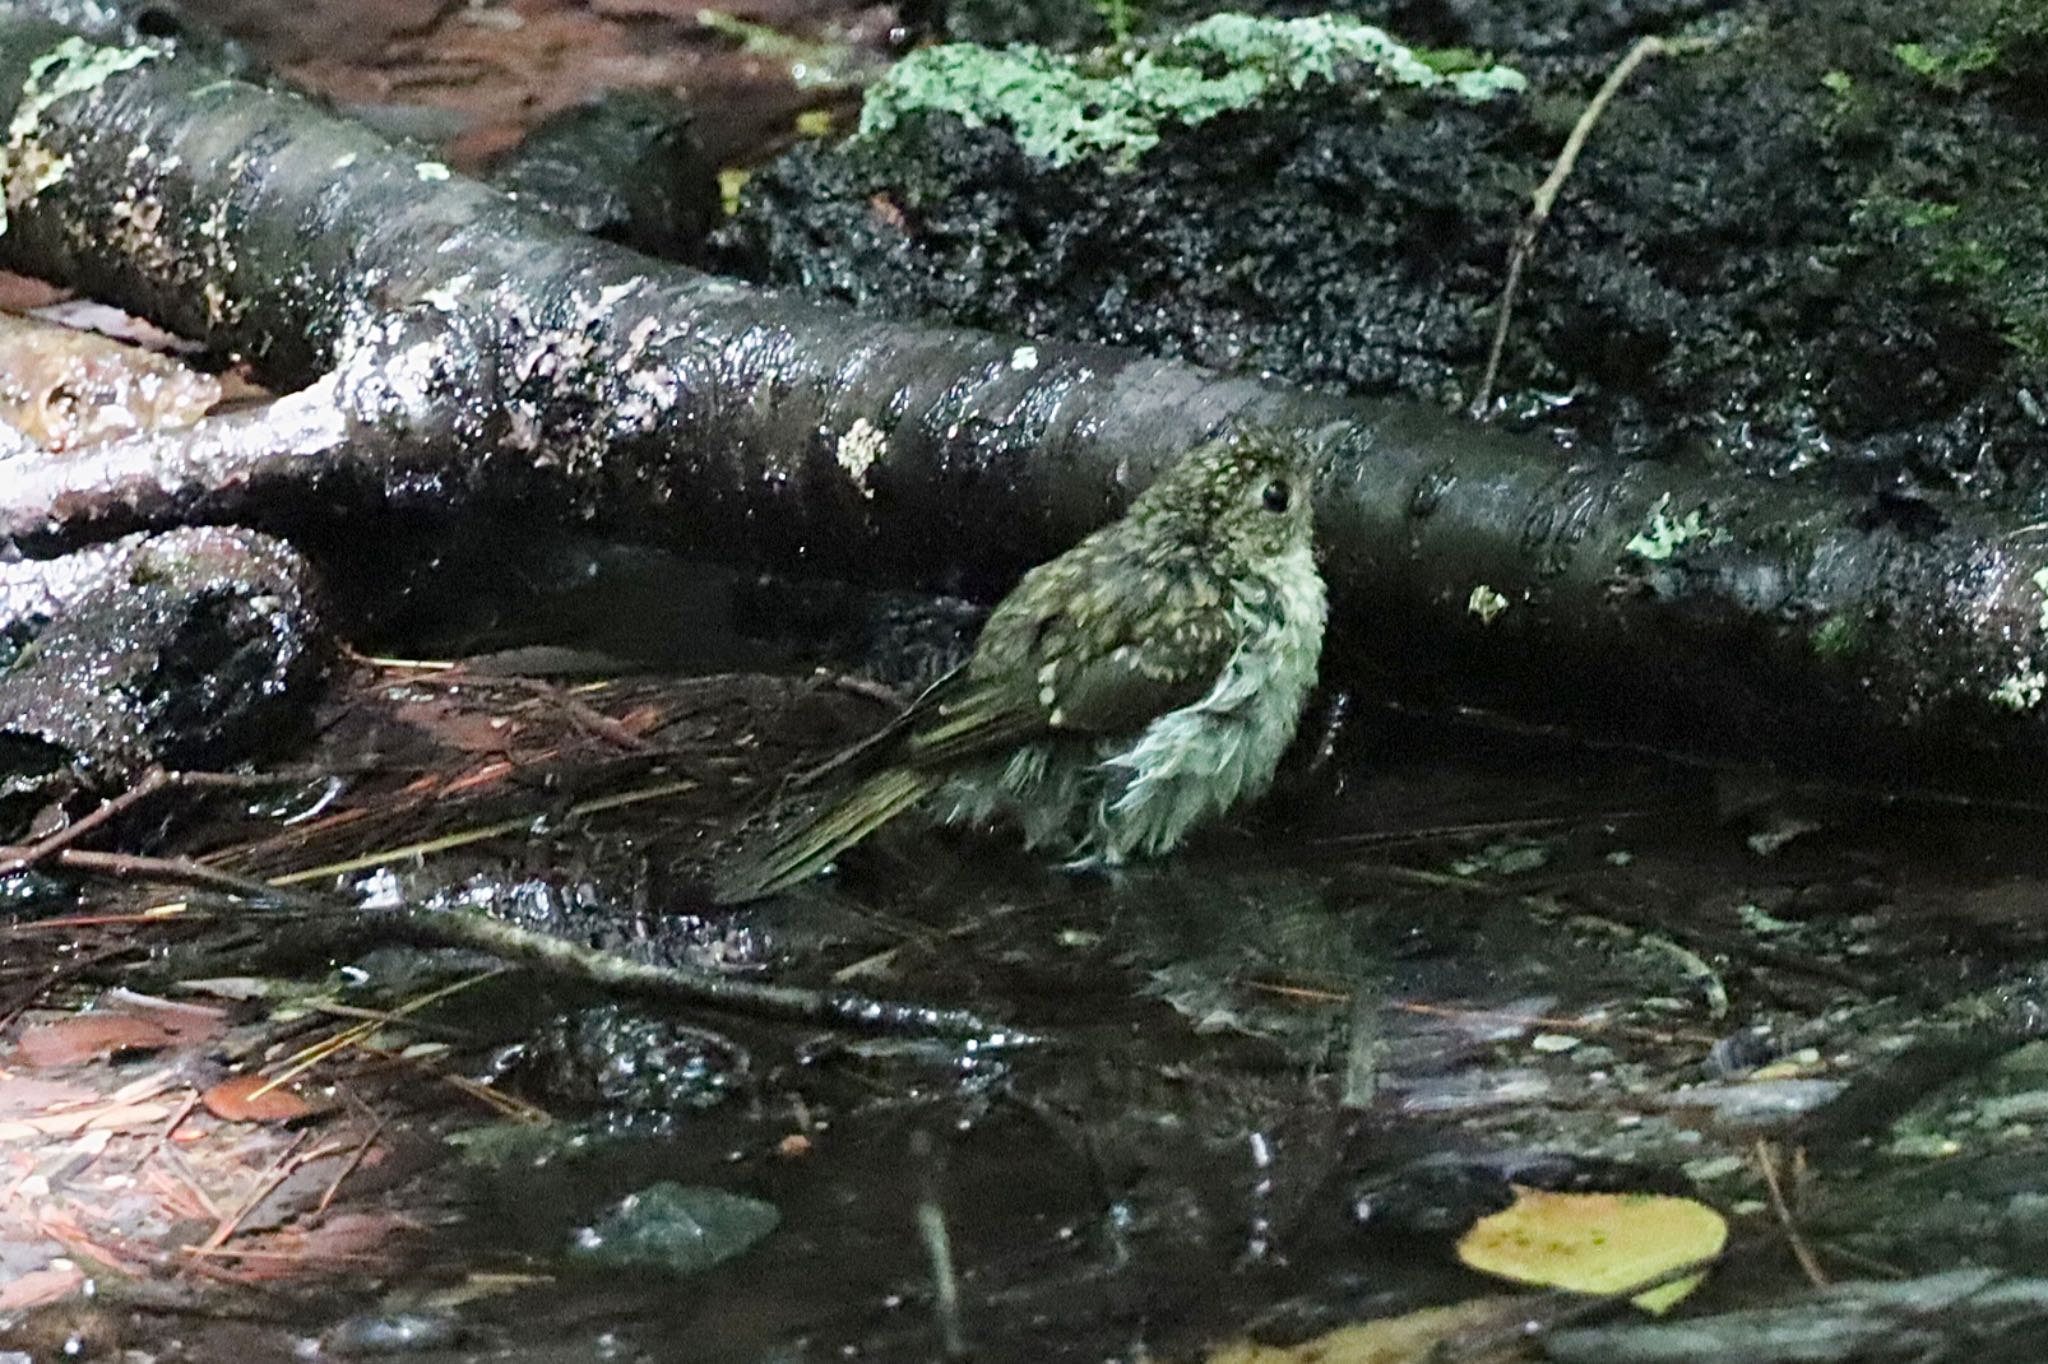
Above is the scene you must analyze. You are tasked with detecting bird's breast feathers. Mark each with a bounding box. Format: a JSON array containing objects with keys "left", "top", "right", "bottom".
[{"left": 1094, "top": 543, "right": 1328, "bottom": 858}]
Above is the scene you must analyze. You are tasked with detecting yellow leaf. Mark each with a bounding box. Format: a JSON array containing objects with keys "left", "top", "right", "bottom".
[
  {"left": 719, "top": 168, "right": 751, "bottom": 217},
  {"left": 1456, "top": 1186, "right": 1727, "bottom": 1315},
  {"left": 1206, "top": 1298, "right": 1530, "bottom": 1364}
]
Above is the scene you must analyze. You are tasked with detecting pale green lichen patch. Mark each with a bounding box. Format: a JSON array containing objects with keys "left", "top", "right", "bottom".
[
  {"left": 1625, "top": 493, "right": 1719, "bottom": 561},
  {"left": 1893, "top": 37, "right": 2001, "bottom": 90},
  {"left": 0, "top": 37, "right": 159, "bottom": 233},
  {"left": 1466, "top": 584, "right": 1510, "bottom": 624},
  {"left": 858, "top": 13, "right": 1524, "bottom": 169},
  {"left": 2032, "top": 566, "right": 2048, "bottom": 632},
  {"left": 836, "top": 417, "right": 886, "bottom": 496},
  {"left": 1993, "top": 664, "right": 2046, "bottom": 711}
]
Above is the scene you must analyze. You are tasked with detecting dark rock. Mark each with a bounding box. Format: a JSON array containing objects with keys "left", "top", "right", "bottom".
[
  {"left": 510, "top": 1002, "right": 747, "bottom": 1116},
  {"left": 487, "top": 90, "right": 720, "bottom": 266},
  {"left": 0, "top": 527, "right": 327, "bottom": 836}
]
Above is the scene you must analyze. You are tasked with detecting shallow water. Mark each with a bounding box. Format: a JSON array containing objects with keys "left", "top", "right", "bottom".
[{"left": 43, "top": 701, "right": 2042, "bottom": 1363}]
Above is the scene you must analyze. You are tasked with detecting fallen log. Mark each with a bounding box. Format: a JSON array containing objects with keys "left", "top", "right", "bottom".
[{"left": 1, "top": 11, "right": 2045, "bottom": 790}]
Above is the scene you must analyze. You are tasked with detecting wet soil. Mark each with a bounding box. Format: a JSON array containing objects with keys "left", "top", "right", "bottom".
[{"left": 721, "top": 0, "right": 2048, "bottom": 501}]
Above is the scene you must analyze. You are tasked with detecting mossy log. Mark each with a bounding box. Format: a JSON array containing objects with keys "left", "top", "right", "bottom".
[{"left": 1, "top": 11, "right": 2046, "bottom": 790}]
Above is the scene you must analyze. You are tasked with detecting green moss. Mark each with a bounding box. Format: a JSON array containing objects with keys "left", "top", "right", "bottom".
[
  {"left": 1892, "top": 198, "right": 1961, "bottom": 229},
  {"left": 1856, "top": 179, "right": 2048, "bottom": 362},
  {"left": 1096, "top": 0, "right": 1138, "bottom": 45},
  {"left": 0, "top": 36, "right": 160, "bottom": 235},
  {"left": 1810, "top": 615, "right": 1866, "bottom": 658},
  {"left": 857, "top": 12, "right": 1525, "bottom": 169},
  {"left": 1893, "top": 37, "right": 2002, "bottom": 88}
]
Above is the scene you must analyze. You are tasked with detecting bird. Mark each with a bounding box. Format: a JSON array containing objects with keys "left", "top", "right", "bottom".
[{"left": 713, "top": 430, "right": 1328, "bottom": 904}]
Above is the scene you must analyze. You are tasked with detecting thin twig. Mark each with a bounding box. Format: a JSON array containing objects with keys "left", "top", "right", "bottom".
[
  {"left": 13, "top": 837, "right": 1034, "bottom": 1044},
  {"left": 314, "top": 1119, "right": 386, "bottom": 1217},
  {"left": 1473, "top": 36, "right": 1685, "bottom": 416},
  {"left": 0, "top": 769, "right": 291, "bottom": 876},
  {"left": 1754, "top": 1139, "right": 1829, "bottom": 1288},
  {"left": 254, "top": 968, "right": 508, "bottom": 1098},
  {"left": 193, "top": 1131, "right": 309, "bottom": 1263},
  {"left": 265, "top": 776, "right": 698, "bottom": 886},
  {"left": 384, "top": 664, "right": 660, "bottom": 753},
  {"left": 911, "top": 1128, "right": 967, "bottom": 1360},
  {"left": 9, "top": 774, "right": 1033, "bottom": 1043},
  {"left": 380, "top": 905, "right": 1038, "bottom": 1043},
  {"left": 0, "top": 847, "right": 321, "bottom": 907}
]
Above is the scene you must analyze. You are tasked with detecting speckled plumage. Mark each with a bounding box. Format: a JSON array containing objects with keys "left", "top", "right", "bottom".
[{"left": 714, "top": 432, "right": 1328, "bottom": 903}]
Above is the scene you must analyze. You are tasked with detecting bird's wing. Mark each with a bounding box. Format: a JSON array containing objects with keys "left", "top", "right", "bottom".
[
  {"left": 1034, "top": 602, "right": 1238, "bottom": 733},
  {"left": 891, "top": 668, "right": 1051, "bottom": 769},
  {"left": 897, "top": 556, "right": 1240, "bottom": 764}
]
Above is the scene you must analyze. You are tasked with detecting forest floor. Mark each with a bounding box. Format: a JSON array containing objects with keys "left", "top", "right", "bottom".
[{"left": 7, "top": 1, "right": 2048, "bottom": 1361}]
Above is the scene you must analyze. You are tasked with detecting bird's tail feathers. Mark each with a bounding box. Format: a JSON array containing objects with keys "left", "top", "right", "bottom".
[{"left": 713, "top": 766, "right": 938, "bottom": 904}]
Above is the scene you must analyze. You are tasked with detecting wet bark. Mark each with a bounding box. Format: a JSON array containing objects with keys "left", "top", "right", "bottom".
[
  {"left": 0, "top": 526, "right": 325, "bottom": 834},
  {"left": 0, "top": 11, "right": 2046, "bottom": 789}
]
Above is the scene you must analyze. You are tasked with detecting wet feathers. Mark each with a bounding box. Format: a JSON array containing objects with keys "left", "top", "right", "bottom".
[{"left": 714, "top": 431, "right": 1328, "bottom": 903}]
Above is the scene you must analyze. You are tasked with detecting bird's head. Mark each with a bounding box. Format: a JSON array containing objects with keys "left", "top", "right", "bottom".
[{"left": 1128, "top": 430, "right": 1318, "bottom": 571}]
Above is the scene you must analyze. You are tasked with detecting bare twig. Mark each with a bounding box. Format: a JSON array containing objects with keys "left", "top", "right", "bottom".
[
  {"left": 380, "top": 905, "right": 1036, "bottom": 1043},
  {"left": 0, "top": 847, "right": 322, "bottom": 907},
  {"left": 356, "top": 656, "right": 659, "bottom": 752},
  {"left": 1473, "top": 36, "right": 1702, "bottom": 415},
  {"left": 10, "top": 833, "right": 1035, "bottom": 1044},
  {"left": 191, "top": 1131, "right": 309, "bottom": 1265},
  {"left": 911, "top": 1128, "right": 967, "bottom": 1360},
  {"left": 315, "top": 1119, "right": 387, "bottom": 1217},
  {"left": 1754, "top": 1139, "right": 1829, "bottom": 1288},
  {"left": 0, "top": 769, "right": 294, "bottom": 876}
]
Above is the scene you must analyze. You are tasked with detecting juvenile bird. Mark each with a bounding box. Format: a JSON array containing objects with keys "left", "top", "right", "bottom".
[{"left": 714, "top": 431, "right": 1328, "bottom": 903}]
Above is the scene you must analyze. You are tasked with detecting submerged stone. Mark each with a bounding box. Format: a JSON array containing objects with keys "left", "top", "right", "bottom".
[
  {"left": 570, "top": 1182, "right": 779, "bottom": 1276},
  {"left": 512, "top": 1002, "right": 745, "bottom": 1116}
]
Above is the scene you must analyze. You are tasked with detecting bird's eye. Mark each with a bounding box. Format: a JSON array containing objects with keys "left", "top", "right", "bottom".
[{"left": 1261, "top": 479, "right": 1291, "bottom": 513}]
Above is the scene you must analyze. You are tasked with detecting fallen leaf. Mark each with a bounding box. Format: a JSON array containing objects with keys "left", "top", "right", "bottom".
[
  {"left": 201, "top": 1074, "right": 320, "bottom": 1123},
  {"left": 1456, "top": 1186, "right": 1727, "bottom": 1315},
  {"left": 0, "top": 1100, "right": 172, "bottom": 1140},
  {"left": 0, "top": 1074, "right": 98, "bottom": 1117},
  {"left": 16, "top": 1013, "right": 176, "bottom": 1067},
  {"left": 0, "top": 1264, "right": 86, "bottom": 1310},
  {"left": 1207, "top": 1299, "right": 1528, "bottom": 1363}
]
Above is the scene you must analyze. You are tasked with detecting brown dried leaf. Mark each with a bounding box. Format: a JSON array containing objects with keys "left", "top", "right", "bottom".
[
  {"left": 201, "top": 1075, "right": 320, "bottom": 1124},
  {"left": 16, "top": 1013, "right": 176, "bottom": 1068},
  {"left": 0, "top": 1264, "right": 86, "bottom": 1311}
]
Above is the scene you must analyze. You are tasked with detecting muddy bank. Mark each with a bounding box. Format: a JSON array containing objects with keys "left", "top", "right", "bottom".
[{"left": 725, "top": 0, "right": 2048, "bottom": 496}]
